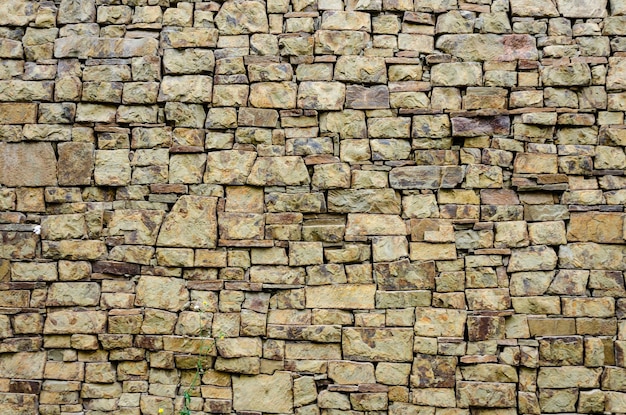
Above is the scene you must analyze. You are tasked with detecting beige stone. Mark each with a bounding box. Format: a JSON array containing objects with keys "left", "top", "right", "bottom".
[
  {"left": 306, "top": 284, "right": 376, "bottom": 309},
  {"left": 437, "top": 34, "right": 538, "bottom": 61},
  {"left": 205, "top": 150, "right": 257, "bottom": 185},
  {"left": 249, "top": 82, "right": 297, "bottom": 109},
  {"left": 297, "top": 82, "right": 345, "bottom": 110},
  {"left": 431, "top": 62, "right": 482, "bottom": 86},
  {"left": 158, "top": 76, "right": 213, "bottom": 103},
  {"left": 215, "top": 1, "right": 269, "bottom": 34},
  {"left": 157, "top": 196, "right": 218, "bottom": 248},
  {"left": 414, "top": 308, "right": 466, "bottom": 337},
  {"left": 343, "top": 328, "right": 413, "bottom": 362},
  {"left": 321, "top": 11, "right": 370, "bottom": 30},
  {"left": 0, "top": 351, "right": 46, "bottom": 379},
  {"left": 135, "top": 276, "right": 188, "bottom": 312},
  {"left": 44, "top": 310, "right": 107, "bottom": 334},
  {"left": 247, "top": 156, "right": 310, "bottom": 186}
]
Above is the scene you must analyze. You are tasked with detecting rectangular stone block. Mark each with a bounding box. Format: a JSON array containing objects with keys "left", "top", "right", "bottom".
[
  {"left": 44, "top": 310, "right": 107, "bottom": 334},
  {"left": 306, "top": 284, "right": 376, "bottom": 309},
  {"left": 343, "top": 328, "right": 413, "bottom": 362},
  {"left": 0, "top": 103, "right": 37, "bottom": 124},
  {"left": 54, "top": 37, "right": 159, "bottom": 59}
]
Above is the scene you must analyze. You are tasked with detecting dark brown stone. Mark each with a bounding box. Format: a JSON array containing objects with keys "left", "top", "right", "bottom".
[
  {"left": 92, "top": 261, "right": 141, "bottom": 276},
  {"left": 451, "top": 116, "right": 511, "bottom": 137},
  {"left": 345, "top": 85, "right": 390, "bottom": 109}
]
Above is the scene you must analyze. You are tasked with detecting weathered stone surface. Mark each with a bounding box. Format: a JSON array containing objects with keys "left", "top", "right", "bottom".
[
  {"left": 205, "top": 150, "right": 256, "bottom": 185},
  {"left": 54, "top": 37, "right": 158, "bottom": 59},
  {"left": 328, "top": 189, "right": 400, "bottom": 214},
  {"left": 0, "top": 103, "right": 36, "bottom": 124},
  {"left": 249, "top": 82, "right": 297, "bottom": 109},
  {"left": 315, "top": 30, "right": 369, "bottom": 55},
  {"left": 559, "top": 243, "right": 626, "bottom": 270},
  {"left": 510, "top": 0, "right": 559, "bottom": 16},
  {"left": 297, "top": 82, "right": 345, "bottom": 110},
  {"left": 411, "top": 354, "right": 456, "bottom": 387},
  {"left": 452, "top": 116, "right": 510, "bottom": 137},
  {"left": 2, "top": 1, "right": 626, "bottom": 410},
  {"left": 557, "top": 0, "right": 607, "bottom": 17},
  {"left": 42, "top": 240, "right": 108, "bottom": 260},
  {"left": 335, "top": 56, "right": 387, "bottom": 84},
  {"left": 306, "top": 284, "right": 376, "bottom": 309},
  {"left": 431, "top": 63, "right": 482, "bottom": 86},
  {"left": 44, "top": 310, "right": 107, "bottom": 334},
  {"left": 47, "top": 282, "right": 100, "bottom": 306},
  {"left": 346, "top": 85, "right": 390, "bottom": 109},
  {"left": 157, "top": 196, "right": 218, "bottom": 248},
  {"left": 537, "top": 367, "right": 602, "bottom": 388},
  {"left": 542, "top": 63, "right": 592, "bottom": 86},
  {"left": 0, "top": 142, "right": 57, "bottom": 186},
  {"left": 415, "top": 308, "right": 466, "bottom": 337},
  {"left": 135, "top": 276, "right": 188, "bottom": 312},
  {"left": 567, "top": 212, "right": 624, "bottom": 243},
  {"left": 158, "top": 76, "right": 213, "bottom": 103},
  {"left": 321, "top": 11, "right": 370, "bottom": 30},
  {"left": 389, "top": 166, "right": 464, "bottom": 189},
  {"left": 437, "top": 34, "right": 538, "bottom": 61},
  {"left": 247, "top": 156, "right": 310, "bottom": 186},
  {"left": 109, "top": 210, "right": 164, "bottom": 245},
  {"left": 343, "top": 328, "right": 413, "bottom": 361},
  {"left": 374, "top": 259, "right": 434, "bottom": 290},
  {"left": 0, "top": 0, "right": 38, "bottom": 26},
  {"left": 328, "top": 361, "right": 376, "bottom": 384},
  {"left": 232, "top": 372, "right": 292, "bottom": 412},
  {"left": 0, "top": 352, "right": 46, "bottom": 379},
  {"left": 94, "top": 150, "right": 130, "bottom": 186},
  {"left": 215, "top": 1, "right": 269, "bottom": 34},
  {"left": 508, "top": 245, "right": 558, "bottom": 272},
  {"left": 457, "top": 382, "right": 516, "bottom": 408},
  {"left": 345, "top": 214, "right": 406, "bottom": 237},
  {"left": 57, "top": 143, "right": 94, "bottom": 186}
]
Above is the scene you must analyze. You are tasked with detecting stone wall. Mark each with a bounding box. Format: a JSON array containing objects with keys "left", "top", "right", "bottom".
[{"left": 1, "top": 0, "right": 626, "bottom": 413}]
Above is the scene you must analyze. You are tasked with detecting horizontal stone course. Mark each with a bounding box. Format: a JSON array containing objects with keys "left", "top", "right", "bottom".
[{"left": 0, "top": 0, "right": 625, "bottom": 413}]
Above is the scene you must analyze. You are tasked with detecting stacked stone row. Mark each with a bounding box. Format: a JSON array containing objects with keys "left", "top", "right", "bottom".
[{"left": 1, "top": 0, "right": 626, "bottom": 414}]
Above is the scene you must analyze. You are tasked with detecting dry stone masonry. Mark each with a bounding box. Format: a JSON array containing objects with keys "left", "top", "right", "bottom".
[{"left": 1, "top": 0, "right": 626, "bottom": 413}]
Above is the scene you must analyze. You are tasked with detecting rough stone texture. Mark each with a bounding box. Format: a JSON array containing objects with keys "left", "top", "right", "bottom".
[
  {"left": 0, "top": 1, "right": 624, "bottom": 413},
  {"left": 0, "top": 142, "right": 57, "bottom": 186},
  {"left": 156, "top": 195, "right": 218, "bottom": 248},
  {"left": 232, "top": 372, "right": 293, "bottom": 412}
]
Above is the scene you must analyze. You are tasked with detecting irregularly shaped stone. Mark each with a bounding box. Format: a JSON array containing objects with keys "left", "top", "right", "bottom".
[
  {"left": 135, "top": 276, "right": 188, "bottom": 312},
  {"left": 157, "top": 196, "right": 218, "bottom": 248},
  {"left": 431, "top": 63, "right": 482, "bottom": 86},
  {"left": 215, "top": 1, "right": 269, "bottom": 35}
]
